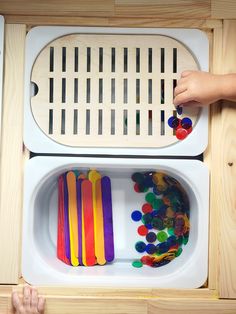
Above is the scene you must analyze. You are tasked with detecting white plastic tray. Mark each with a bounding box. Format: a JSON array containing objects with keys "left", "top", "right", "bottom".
[
  {"left": 24, "top": 27, "right": 209, "bottom": 156},
  {"left": 22, "top": 157, "right": 209, "bottom": 288}
]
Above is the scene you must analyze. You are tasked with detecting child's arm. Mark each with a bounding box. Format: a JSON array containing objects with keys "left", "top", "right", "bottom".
[{"left": 173, "top": 70, "right": 236, "bottom": 107}]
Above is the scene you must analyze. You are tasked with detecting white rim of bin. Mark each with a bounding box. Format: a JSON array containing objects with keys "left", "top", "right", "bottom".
[
  {"left": 22, "top": 157, "right": 209, "bottom": 288},
  {"left": 24, "top": 27, "right": 209, "bottom": 156},
  {"left": 0, "top": 16, "right": 4, "bottom": 145}
]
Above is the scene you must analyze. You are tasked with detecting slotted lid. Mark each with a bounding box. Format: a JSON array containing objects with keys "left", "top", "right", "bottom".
[
  {"left": 31, "top": 34, "right": 199, "bottom": 148},
  {"left": 24, "top": 27, "right": 208, "bottom": 155}
]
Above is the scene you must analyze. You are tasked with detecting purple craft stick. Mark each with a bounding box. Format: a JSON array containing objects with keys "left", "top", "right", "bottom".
[
  {"left": 63, "top": 173, "right": 71, "bottom": 262},
  {"left": 101, "top": 176, "right": 114, "bottom": 262},
  {"left": 77, "top": 179, "right": 83, "bottom": 266}
]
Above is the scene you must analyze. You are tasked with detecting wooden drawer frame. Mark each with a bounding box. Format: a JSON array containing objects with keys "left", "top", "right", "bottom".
[{"left": 0, "top": 3, "right": 235, "bottom": 312}]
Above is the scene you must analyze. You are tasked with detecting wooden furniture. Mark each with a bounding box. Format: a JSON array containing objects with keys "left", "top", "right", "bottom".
[{"left": 0, "top": 1, "right": 236, "bottom": 313}]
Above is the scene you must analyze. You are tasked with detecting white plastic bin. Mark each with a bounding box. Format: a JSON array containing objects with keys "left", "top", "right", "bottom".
[{"left": 22, "top": 156, "right": 209, "bottom": 288}]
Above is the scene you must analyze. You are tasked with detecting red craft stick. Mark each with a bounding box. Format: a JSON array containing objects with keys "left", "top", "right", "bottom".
[{"left": 81, "top": 179, "right": 96, "bottom": 266}]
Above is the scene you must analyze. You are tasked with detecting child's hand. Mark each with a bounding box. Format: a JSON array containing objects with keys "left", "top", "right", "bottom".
[
  {"left": 173, "top": 70, "right": 223, "bottom": 107},
  {"left": 12, "top": 286, "right": 45, "bottom": 314}
]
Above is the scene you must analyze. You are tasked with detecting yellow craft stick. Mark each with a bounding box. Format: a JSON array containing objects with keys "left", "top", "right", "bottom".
[
  {"left": 66, "top": 171, "right": 79, "bottom": 266},
  {"left": 95, "top": 178, "right": 106, "bottom": 265},
  {"left": 88, "top": 170, "right": 103, "bottom": 264}
]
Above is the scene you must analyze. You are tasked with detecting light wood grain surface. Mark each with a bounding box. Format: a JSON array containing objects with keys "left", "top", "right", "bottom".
[
  {"left": 0, "top": 285, "right": 218, "bottom": 313},
  {"left": 148, "top": 299, "right": 236, "bottom": 313},
  {"left": 3, "top": 16, "right": 222, "bottom": 29},
  {"left": 1, "top": 0, "right": 236, "bottom": 22},
  {"left": 218, "top": 20, "right": 236, "bottom": 299},
  {"left": 211, "top": 0, "right": 236, "bottom": 19},
  {"left": 0, "top": 0, "right": 115, "bottom": 17},
  {"left": 1, "top": 293, "right": 236, "bottom": 314},
  {"left": 114, "top": 0, "right": 211, "bottom": 18},
  {"left": 0, "top": 285, "right": 216, "bottom": 299},
  {"left": 0, "top": 24, "right": 26, "bottom": 284},
  {"left": 0, "top": 0, "right": 210, "bottom": 18},
  {"left": 204, "top": 26, "right": 222, "bottom": 291}
]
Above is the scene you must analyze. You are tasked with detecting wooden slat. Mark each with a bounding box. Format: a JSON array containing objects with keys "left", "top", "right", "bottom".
[
  {"left": 6, "top": 0, "right": 236, "bottom": 22},
  {"left": 0, "top": 0, "right": 115, "bottom": 17},
  {"left": 148, "top": 299, "right": 236, "bottom": 314},
  {"left": 115, "top": 0, "right": 211, "bottom": 18},
  {"left": 0, "top": 24, "right": 26, "bottom": 283},
  {"left": 217, "top": 20, "right": 236, "bottom": 299},
  {"left": 0, "top": 297, "right": 8, "bottom": 314},
  {"left": 0, "top": 286, "right": 221, "bottom": 314},
  {"left": 211, "top": 0, "right": 236, "bottom": 19},
  {"left": 204, "top": 27, "right": 223, "bottom": 290},
  {"left": 2, "top": 299, "right": 236, "bottom": 314},
  {"left": 0, "top": 285, "right": 216, "bottom": 299},
  {"left": 0, "top": 0, "right": 213, "bottom": 19},
  {"left": 0, "top": 289, "right": 235, "bottom": 314},
  {"left": 3, "top": 15, "right": 222, "bottom": 29},
  {"left": 0, "top": 296, "right": 148, "bottom": 314},
  {"left": 204, "top": 19, "right": 236, "bottom": 297}
]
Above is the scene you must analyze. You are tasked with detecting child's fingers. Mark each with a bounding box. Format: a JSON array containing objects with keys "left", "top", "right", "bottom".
[
  {"left": 178, "top": 100, "right": 202, "bottom": 107},
  {"left": 173, "top": 90, "right": 192, "bottom": 106},
  {"left": 181, "top": 70, "right": 193, "bottom": 78},
  {"left": 37, "top": 296, "right": 46, "bottom": 313},
  {"left": 31, "top": 287, "right": 39, "bottom": 311},
  {"left": 12, "top": 291, "right": 22, "bottom": 310},
  {"left": 174, "top": 84, "right": 187, "bottom": 97},
  {"left": 23, "top": 286, "right": 31, "bottom": 310}
]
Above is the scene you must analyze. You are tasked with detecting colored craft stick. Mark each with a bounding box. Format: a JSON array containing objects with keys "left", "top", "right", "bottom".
[
  {"left": 63, "top": 174, "right": 71, "bottom": 262},
  {"left": 82, "top": 200, "right": 87, "bottom": 266},
  {"left": 57, "top": 176, "right": 64, "bottom": 261},
  {"left": 81, "top": 179, "right": 96, "bottom": 266},
  {"left": 76, "top": 179, "right": 83, "bottom": 266},
  {"left": 101, "top": 176, "right": 114, "bottom": 263},
  {"left": 57, "top": 176, "right": 70, "bottom": 265},
  {"left": 67, "top": 171, "right": 79, "bottom": 266},
  {"left": 95, "top": 179, "right": 106, "bottom": 265},
  {"left": 88, "top": 170, "right": 104, "bottom": 264},
  {"left": 57, "top": 170, "right": 114, "bottom": 267}
]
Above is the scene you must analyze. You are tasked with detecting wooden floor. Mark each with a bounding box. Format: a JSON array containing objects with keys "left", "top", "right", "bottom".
[{"left": 0, "top": 1, "right": 235, "bottom": 313}]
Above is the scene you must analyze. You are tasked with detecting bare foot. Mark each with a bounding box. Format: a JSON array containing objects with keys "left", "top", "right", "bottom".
[{"left": 12, "top": 285, "right": 45, "bottom": 314}]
